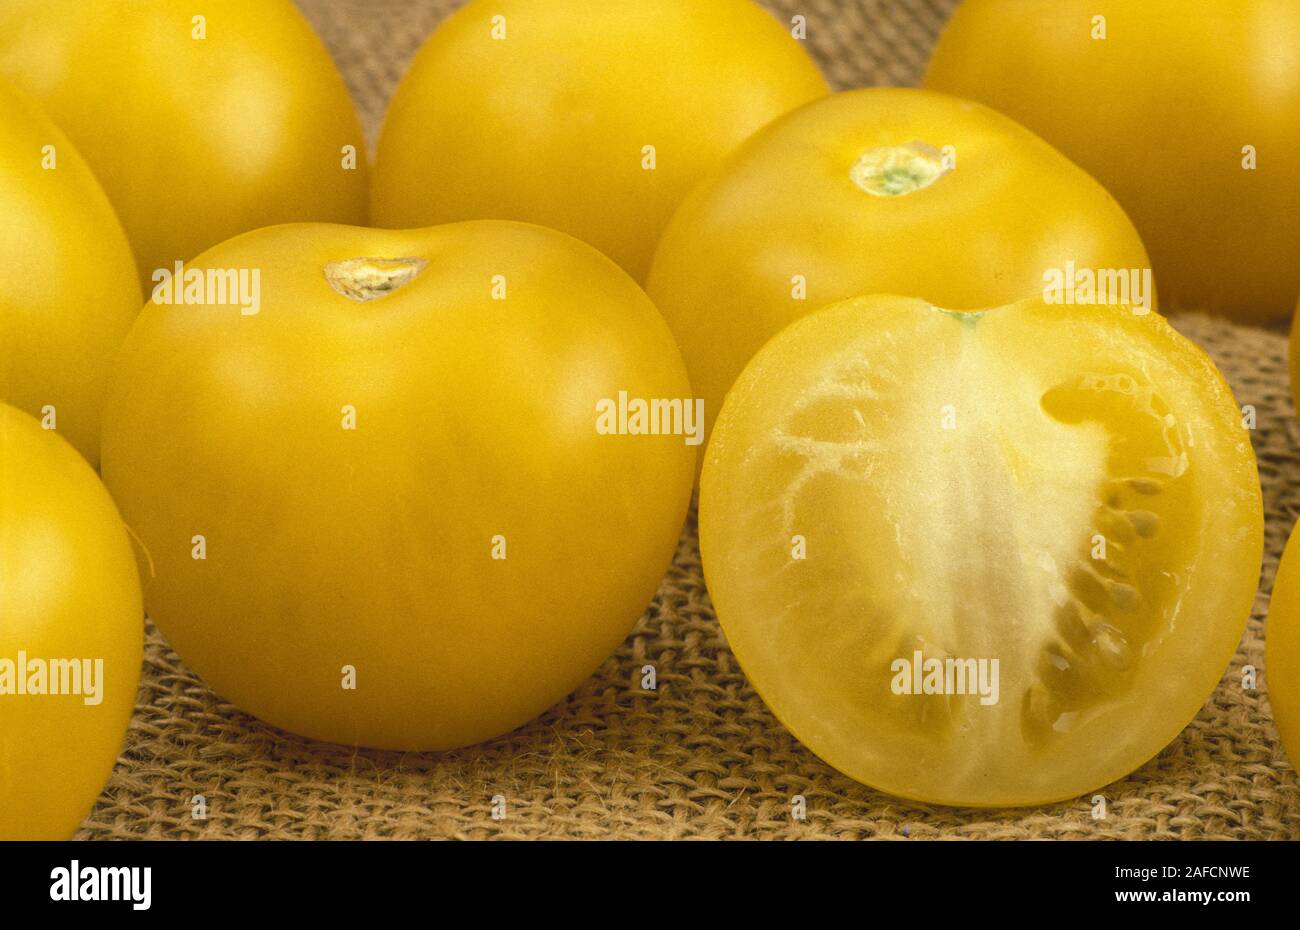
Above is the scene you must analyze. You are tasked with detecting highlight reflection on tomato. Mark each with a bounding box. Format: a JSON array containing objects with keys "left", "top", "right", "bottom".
[
  {"left": 700, "top": 294, "right": 1261, "bottom": 807},
  {"left": 101, "top": 220, "right": 696, "bottom": 751}
]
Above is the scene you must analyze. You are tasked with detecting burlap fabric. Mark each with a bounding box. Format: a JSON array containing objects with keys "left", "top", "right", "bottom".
[{"left": 80, "top": 0, "right": 1300, "bottom": 840}]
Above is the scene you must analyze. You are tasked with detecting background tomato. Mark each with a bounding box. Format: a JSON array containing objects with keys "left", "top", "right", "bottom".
[
  {"left": 1268, "top": 524, "right": 1300, "bottom": 769},
  {"left": 0, "top": 0, "right": 368, "bottom": 291},
  {"left": 371, "top": 0, "right": 829, "bottom": 281},
  {"left": 700, "top": 294, "right": 1262, "bottom": 806},
  {"left": 1289, "top": 296, "right": 1300, "bottom": 412},
  {"left": 926, "top": 0, "right": 1300, "bottom": 323},
  {"left": 101, "top": 221, "right": 696, "bottom": 751},
  {"left": 0, "top": 85, "right": 140, "bottom": 466},
  {"left": 646, "top": 87, "right": 1152, "bottom": 455},
  {"left": 0, "top": 404, "right": 142, "bottom": 839}
]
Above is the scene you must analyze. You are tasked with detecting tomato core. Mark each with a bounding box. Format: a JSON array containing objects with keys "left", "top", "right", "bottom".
[
  {"left": 324, "top": 257, "right": 428, "bottom": 302},
  {"left": 849, "top": 142, "right": 949, "bottom": 197}
]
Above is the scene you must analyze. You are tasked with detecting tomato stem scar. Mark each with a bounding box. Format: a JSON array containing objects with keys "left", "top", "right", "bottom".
[
  {"left": 324, "top": 257, "right": 428, "bottom": 301},
  {"left": 849, "top": 142, "right": 950, "bottom": 196}
]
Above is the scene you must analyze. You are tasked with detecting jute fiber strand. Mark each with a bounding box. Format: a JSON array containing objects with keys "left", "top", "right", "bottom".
[{"left": 81, "top": 0, "right": 1300, "bottom": 839}]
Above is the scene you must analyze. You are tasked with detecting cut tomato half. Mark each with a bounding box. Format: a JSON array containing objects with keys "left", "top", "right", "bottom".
[{"left": 700, "top": 295, "right": 1261, "bottom": 807}]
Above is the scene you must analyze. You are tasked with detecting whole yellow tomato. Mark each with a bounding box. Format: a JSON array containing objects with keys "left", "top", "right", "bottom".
[
  {"left": 926, "top": 0, "right": 1300, "bottom": 322},
  {"left": 0, "top": 85, "right": 141, "bottom": 466},
  {"left": 0, "top": 403, "right": 143, "bottom": 839},
  {"left": 371, "top": 0, "right": 829, "bottom": 281},
  {"left": 101, "top": 220, "right": 695, "bottom": 750},
  {"left": 647, "top": 87, "right": 1152, "bottom": 454},
  {"left": 701, "top": 294, "right": 1261, "bottom": 807},
  {"left": 1267, "top": 523, "right": 1300, "bottom": 769},
  {"left": 0, "top": 0, "right": 368, "bottom": 291}
]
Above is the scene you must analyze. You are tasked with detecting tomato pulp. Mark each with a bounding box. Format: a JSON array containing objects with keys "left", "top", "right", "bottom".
[{"left": 700, "top": 295, "right": 1261, "bottom": 806}]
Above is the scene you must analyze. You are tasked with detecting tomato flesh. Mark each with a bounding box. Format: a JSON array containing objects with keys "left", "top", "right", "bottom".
[{"left": 700, "top": 295, "right": 1261, "bottom": 806}]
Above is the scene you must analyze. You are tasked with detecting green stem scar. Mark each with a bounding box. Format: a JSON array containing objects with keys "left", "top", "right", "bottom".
[
  {"left": 849, "top": 142, "right": 950, "bottom": 197},
  {"left": 324, "top": 257, "right": 428, "bottom": 301}
]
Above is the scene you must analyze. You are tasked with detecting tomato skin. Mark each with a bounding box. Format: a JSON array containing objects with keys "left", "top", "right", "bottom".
[
  {"left": 926, "top": 0, "right": 1300, "bottom": 322},
  {"left": 700, "top": 294, "right": 1261, "bottom": 807},
  {"left": 1268, "top": 525, "right": 1300, "bottom": 769},
  {"left": 1290, "top": 295, "right": 1300, "bottom": 412},
  {"left": 101, "top": 221, "right": 695, "bottom": 751},
  {"left": 647, "top": 87, "right": 1151, "bottom": 455},
  {"left": 0, "top": 0, "right": 368, "bottom": 291},
  {"left": 0, "top": 86, "right": 141, "bottom": 466},
  {"left": 0, "top": 404, "right": 143, "bottom": 839},
  {"left": 371, "top": 0, "right": 829, "bottom": 281}
]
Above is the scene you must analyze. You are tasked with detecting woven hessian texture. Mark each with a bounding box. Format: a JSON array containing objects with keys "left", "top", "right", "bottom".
[{"left": 80, "top": 0, "right": 1300, "bottom": 840}]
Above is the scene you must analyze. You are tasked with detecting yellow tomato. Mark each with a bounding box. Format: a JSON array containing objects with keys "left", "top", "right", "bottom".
[
  {"left": 1290, "top": 295, "right": 1300, "bottom": 410},
  {"left": 646, "top": 88, "right": 1152, "bottom": 457},
  {"left": 700, "top": 295, "right": 1261, "bottom": 807},
  {"left": 0, "top": 403, "right": 143, "bottom": 839},
  {"left": 0, "top": 85, "right": 141, "bottom": 466},
  {"left": 0, "top": 0, "right": 368, "bottom": 291},
  {"left": 926, "top": 0, "right": 1300, "bottom": 322},
  {"left": 101, "top": 221, "right": 695, "bottom": 750},
  {"left": 1268, "top": 524, "right": 1300, "bottom": 768},
  {"left": 371, "top": 0, "right": 828, "bottom": 281}
]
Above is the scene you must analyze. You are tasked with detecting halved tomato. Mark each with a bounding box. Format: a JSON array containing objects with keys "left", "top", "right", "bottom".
[{"left": 700, "top": 295, "right": 1261, "bottom": 806}]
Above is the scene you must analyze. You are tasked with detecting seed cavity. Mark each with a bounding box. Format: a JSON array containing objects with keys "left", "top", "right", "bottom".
[
  {"left": 1090, "top": 623, "right": 1133, "bottom": 671},
  {"left": 1021, "top": 683, "right": 1062, "bottom": 742},
  {"left": 1105, "top": 580, "right": 1138, "bottom": 610},
  {"left": 1125, "top": 477, "right": 1163, "bottom": 495},
  {"left": 1024, "top": 373, "right": 1188, "bottom": 749},
  {"left": 1126, "top": 510, "right": 1160, "bottom": 538}
]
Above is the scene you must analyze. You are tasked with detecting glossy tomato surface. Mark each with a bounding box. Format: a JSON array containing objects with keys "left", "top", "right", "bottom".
[
  {"left": 101, "top": 221, "right": 695, "bottom": 751},
  {"left": 0, "top": 404, "right": 143, "bottom": 839},
  {"left": 926, "top": 0, "right": 1300, "bottom": 322},
  {"left": 700, "top": 295, "right": 1261, "bottom": 806},
  {"left": 0, "top": 0, "right": 368, "bottom": 290},
  {"left": 372, "top": 0, "right": 828, "bottom": 281},
  {"left": 646, "top": 88, "right": 1151, "bottom": 456},
  {"left": 1268, "top": 524, "right": 1300, "bottom": 769},
  {"left": 0, "top": 85, "right": 141, "bottom": 466}
]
